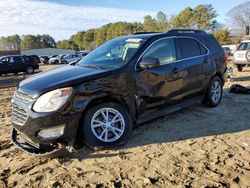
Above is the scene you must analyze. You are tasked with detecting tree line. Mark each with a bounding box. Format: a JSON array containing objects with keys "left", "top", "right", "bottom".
[
  {"left": 2, "top": 3, "right": 249, "bottom": 51},
  {"left": 0, "top": 34, "right": 56, "bottom": 51},
  {"left": 57, "top": 4, "right": 231, "bottom": 50}
]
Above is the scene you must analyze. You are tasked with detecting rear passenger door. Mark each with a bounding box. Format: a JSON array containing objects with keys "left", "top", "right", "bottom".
[
  {"left": 12, "top": 56, "right": 25, "bottom": 72},
  {"left": 175, "top": 37, "right": 208, "bottom": 99}
]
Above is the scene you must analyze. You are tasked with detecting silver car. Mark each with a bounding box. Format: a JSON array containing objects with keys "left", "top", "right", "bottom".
[
  {"left": 233, "top": 40, "right": 250, "bottom": 71},
  {"left": 61, "top": 54, "right": 81, "bottom": 64}
]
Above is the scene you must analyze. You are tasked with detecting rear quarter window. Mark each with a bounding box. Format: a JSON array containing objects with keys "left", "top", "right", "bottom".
[{"left": 200, "top": 36, "right": 223, "bottom": 54}]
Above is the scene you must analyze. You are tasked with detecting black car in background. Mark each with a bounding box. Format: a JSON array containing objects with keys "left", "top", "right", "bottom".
[
  {"left": 0, "top": 55, "right": 39, "bottom": 75},
  {"left": 31, "top": 55, "right": 41, "bottom": 64},
  {"left": 11, "top": 29, "right": 226, "bottom": 157}
]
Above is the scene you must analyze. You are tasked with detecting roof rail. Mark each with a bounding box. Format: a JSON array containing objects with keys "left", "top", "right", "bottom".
[
  {"left": 133, "top": 32, "right": 162, "bottom": 35},
  {"left": 167, "top": 29, "right": 207, "bottom": 34}
]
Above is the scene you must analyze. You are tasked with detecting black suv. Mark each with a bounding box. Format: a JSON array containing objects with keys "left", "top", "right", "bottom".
[
  {"left": 11, "top": 30, "right": 226, "bottom": 157},
  {"left": 0, "top": 55, "right": 39, "bottom": 75}
]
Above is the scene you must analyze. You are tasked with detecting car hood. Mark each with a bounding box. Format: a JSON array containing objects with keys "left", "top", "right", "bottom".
[{"left": 18, "top": 65, "right": 110, "bottom": 97}]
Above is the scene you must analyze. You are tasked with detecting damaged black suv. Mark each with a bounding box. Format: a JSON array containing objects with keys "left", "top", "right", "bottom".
[{"left": 11, "top": 29, "right": 226, "bottom": 157}]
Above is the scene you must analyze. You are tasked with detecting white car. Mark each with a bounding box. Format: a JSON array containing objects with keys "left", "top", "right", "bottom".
[
  {"left": 233, "top": 40, "right": 250, "bottom": 71},
  {"left": 61, "top": 54, "right": 81, "bottom": 64},
  {"left": 48, "top": 55, "right": 66, "bottom": 64}
]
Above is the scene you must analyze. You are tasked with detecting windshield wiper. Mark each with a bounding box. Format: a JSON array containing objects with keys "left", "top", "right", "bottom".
[{"left": 78, "top": 64, "right": 104, "bottom": 70}]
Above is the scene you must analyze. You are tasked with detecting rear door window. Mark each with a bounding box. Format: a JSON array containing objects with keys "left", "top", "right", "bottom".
[
  {"left": 176, "top": 38, "right": 207, "bottom": 59},
  {"left": 13, "top": 56, "right": 23, "bottom": 63}
]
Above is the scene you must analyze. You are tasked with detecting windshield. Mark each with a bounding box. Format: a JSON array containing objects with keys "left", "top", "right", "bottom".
[
  {"left": 78, "top": 37, "right": 145, "bottom": 70},
  {"left": 238, "top": 42, "right": 250, "bottom": 51}
]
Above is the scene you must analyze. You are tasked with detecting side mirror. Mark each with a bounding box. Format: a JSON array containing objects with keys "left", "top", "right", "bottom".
[{"left": 139, "top": 57, "right": 160, "bottom": 69}]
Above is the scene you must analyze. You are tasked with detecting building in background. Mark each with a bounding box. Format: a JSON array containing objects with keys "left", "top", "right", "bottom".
[{"left": 21, "top": 48, "right": 76, "bottom": 56}]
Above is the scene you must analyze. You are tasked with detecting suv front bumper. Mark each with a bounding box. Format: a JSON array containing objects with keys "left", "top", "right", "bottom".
[
  {"left": 12, "top": 128, "right": 69, "bottom": 157},
  {"left": 11, "top": 97, "right": 81, "bottom": 157}
]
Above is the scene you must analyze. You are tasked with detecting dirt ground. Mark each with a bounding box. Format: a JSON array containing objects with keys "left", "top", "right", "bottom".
[{"left": 0, "top": 64, "right": 250, "bottom": 188}]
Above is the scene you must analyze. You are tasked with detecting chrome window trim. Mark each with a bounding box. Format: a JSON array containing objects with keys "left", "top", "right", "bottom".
[{"left": 135, "top": 36, "right": 210, "bottom": 70}]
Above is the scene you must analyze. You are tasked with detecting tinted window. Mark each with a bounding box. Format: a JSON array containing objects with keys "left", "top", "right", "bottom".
[
  {"left": 142, "top": 38, "right": 176, "bottom": 65},
  {"left": 199, "top": 44, "right": 208, "bottom": 55},
  {"left": 0, "top": 57, "right": 9, "bottom": 63},
  {"left": 238, "top": 42, "right": 250, "bottom": 51},
  {"left": 176, "top": 38, "right": 203, "bottom": 59},
  {"left": 21, "top": 56, "right": 28, "bottom": 62},
  {"left": 201, "top": 37, "right": 222, "bottom": 53},
  {"left": 13, "top": 56, "right": 23, "bottom": 62}
]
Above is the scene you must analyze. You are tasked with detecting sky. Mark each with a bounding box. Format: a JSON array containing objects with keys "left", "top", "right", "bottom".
[{"left": 0, "top": 0, "right": 247, "bottom": 41}]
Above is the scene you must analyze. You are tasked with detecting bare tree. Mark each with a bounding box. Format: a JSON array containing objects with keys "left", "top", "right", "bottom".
[{"left": 227, "top": 2, "right": 250, "bottom": 33}]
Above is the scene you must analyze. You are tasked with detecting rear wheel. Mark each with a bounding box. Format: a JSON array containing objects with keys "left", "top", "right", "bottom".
[
  {"left": 237, "top": 65, "right": 243, "bottom": 72},
  {"left": 61, "top": 60, "right": 67, "bottom": 64},
  {"left": 246, "top": 50, "right": 250, "bottom": 62},
  {"left": 202, "top": 76, "right": 223, "bottom": 107},
  {"left": 81, "top": 102, "right": 133, "bottom": 149},
  {"left": 25, "top": 66, "right": 34, "bottom": 74}
]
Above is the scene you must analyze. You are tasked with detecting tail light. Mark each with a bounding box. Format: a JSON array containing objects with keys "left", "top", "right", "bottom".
[{"left": 224, "top": 53, "right": 228, "bottom": 66}]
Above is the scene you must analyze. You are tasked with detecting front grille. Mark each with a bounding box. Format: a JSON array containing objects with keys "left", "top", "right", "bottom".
[
  {"left": 12, "top": 104, "right": 28, "bottom": 126},
  {"left": 14, "top": 92, "right": 33, "bottom": 103}
]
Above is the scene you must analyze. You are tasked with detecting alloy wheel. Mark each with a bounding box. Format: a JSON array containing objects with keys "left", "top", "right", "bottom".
[
  {"left": 90, "top": 107, "right": 125, "bottom": 142},
  {"left": 211, "top": 81, "right": 222, "bottom": 103}
]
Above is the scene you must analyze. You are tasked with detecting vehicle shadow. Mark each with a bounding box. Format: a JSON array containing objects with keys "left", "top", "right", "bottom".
[
  {"left": 232, "top": 75, "right": 250, "bottom": 82},
  {"left": 70, "top": 88, "right": 250, "bottom": 160}
]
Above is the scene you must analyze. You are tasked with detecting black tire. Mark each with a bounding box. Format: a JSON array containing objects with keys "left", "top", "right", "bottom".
[
  {"left": 246, "top": 50, "right": 250, "bottom": 62},
  {"left": 202, "top": 76, "right": 223, "bottom": 107},
  {"left": 61, "top": 60, "right": 67, "bottom": 64},
  {"left": 25, "top": 66, "right": 34, "bottom": 74},
  {"left": 237, "top": 65, "right": 243, "bottom": 72},
  {"left": 81, "top": 102, "right": 133, "bottom": 150},
  {"left": 54, "top": 60, "right": 59, "bottom": 64}
]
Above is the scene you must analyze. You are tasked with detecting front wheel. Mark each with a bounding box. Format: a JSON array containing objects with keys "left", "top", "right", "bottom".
[
  {"left": 81, "top": 102, "right": 133, "bottom": 149},
  {"left": 202, "top": 76, "right": 223, "bottom": 107},
  {"left": 25, "top": 66, "right": 34, "bottom": 74}
]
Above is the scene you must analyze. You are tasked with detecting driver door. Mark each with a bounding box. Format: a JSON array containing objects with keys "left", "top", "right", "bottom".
[{"left": 135, "top": 38, "right": 185, "bottom": 117}]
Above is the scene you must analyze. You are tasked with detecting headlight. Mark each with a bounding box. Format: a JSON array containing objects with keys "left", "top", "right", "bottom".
[{"left": 33, "top": 87, "right": 72, "bottom": 112}]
